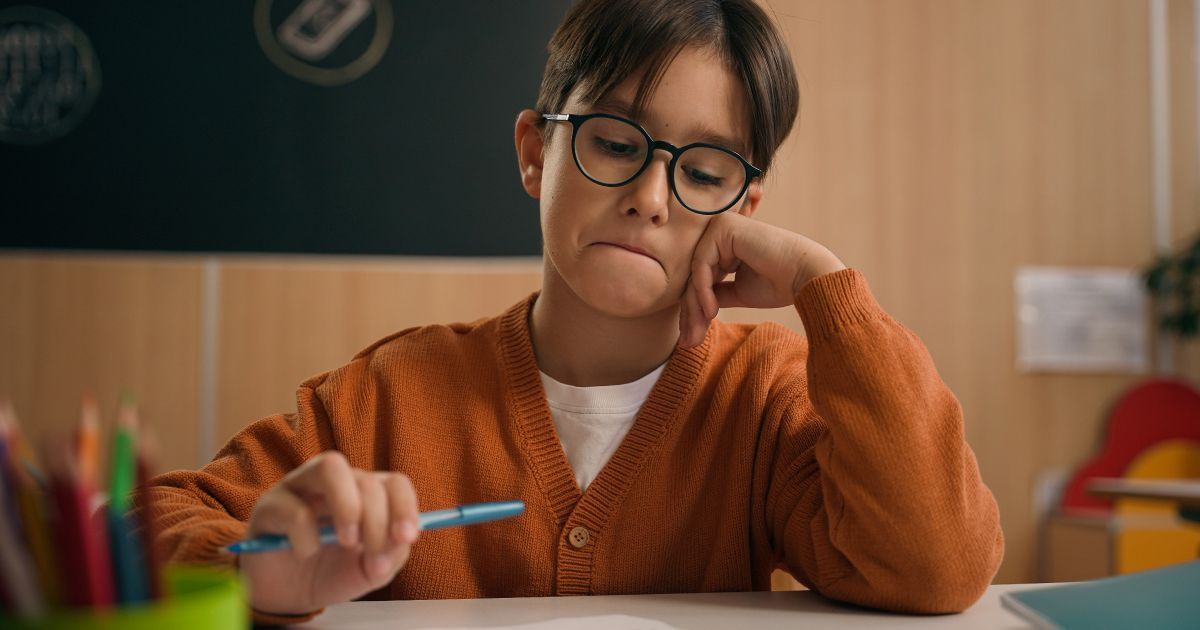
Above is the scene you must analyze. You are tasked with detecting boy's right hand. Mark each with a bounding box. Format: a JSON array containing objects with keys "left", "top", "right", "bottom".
[{"left": 238, "top": 451, "right": 420, "bottom": 616}]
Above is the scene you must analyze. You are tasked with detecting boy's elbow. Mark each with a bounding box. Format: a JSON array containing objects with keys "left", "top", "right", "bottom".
[
  {"left": 886, "top": 565, "right": 991, "bottom": 614},
  {"left": 884, "top": 530, "right": 1005, "bottom": 614},
  {"left": 830, "top": 529, "right": 1004, "bottom": 614}
]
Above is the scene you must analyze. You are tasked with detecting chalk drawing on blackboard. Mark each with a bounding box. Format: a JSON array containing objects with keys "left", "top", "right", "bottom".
[
  {"left": 0, "top": 5, "right": 102, "bottom": 145},
  {"left": 255, "top": 0, "right": 393, "bottom": 87}
]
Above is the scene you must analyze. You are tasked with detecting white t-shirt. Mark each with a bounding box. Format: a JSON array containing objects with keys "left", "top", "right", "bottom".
[{"left": 539, "top": 363, "right": 666, "bottom": 493}]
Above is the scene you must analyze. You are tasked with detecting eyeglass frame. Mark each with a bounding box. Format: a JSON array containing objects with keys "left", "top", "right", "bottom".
[{"left": 540, "top": 112, "right": 763, "bottom": 216}]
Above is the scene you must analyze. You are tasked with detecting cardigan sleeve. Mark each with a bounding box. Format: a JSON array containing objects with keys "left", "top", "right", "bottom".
[
  {"left": 132, "top": 383, "right": 334, "bottom": 625},
  {"left": 762, "top": 268, "right": 1004, "bottom": 614}
]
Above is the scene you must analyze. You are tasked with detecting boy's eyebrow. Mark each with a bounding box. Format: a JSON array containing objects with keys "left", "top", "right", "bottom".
[{"left": 590, "top": 96, "right": 750, "bottom": 157}]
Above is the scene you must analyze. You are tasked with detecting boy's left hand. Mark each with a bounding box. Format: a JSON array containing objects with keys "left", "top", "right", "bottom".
[{"left": 679, "top": 211, "right": 846, "bottom": 348}]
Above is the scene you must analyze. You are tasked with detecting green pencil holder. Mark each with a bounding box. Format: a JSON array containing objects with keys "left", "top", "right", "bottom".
[{"left": 4, "top": 566, "right": 248, "bottom": 630}]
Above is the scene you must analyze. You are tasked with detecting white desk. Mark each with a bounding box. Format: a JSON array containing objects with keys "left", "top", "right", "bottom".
[{"left": 301, "top": 584, "right": 1036, "bottom": 629}]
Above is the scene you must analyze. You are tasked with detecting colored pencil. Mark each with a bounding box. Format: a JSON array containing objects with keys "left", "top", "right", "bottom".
[
  {"left": 76, "top": 394, "right": 101, "bottom": 490},
  {"left": 108, "top": 394, "right": 149, "bottom": 603},
  {"left": 47, "top": 436, "right": 115, "bottom": 608},
  {"left": 0, "top": 395, "right": 173, "bottom": 614},
  {"left": 0, "top": 410, "right": 22, "bottom": 540},
  {"left": 109, "top": 393, "right": 137, "bottom": 512},
  {"left": 12, "top": 469, "right": 59, "bottom": 607},
  {"left": 1, "top": 405, "right": 60, "bottom": 607},
  {"left": 0, "top": 457, "right": 45, "bottom": 617}
]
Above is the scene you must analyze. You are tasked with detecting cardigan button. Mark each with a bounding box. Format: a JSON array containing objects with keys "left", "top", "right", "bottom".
[{"left": 568, "top": 526, "right": 590, "bottom": 548}]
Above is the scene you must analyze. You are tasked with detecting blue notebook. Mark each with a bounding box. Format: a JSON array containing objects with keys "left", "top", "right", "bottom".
[{"left": 1001, "top": 560, "right": 1200, "bottom": 629}]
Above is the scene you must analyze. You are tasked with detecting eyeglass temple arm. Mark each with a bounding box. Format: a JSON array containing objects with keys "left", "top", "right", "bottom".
[{"left": 542, "top": 114, "right": 570, "bottom": 121}]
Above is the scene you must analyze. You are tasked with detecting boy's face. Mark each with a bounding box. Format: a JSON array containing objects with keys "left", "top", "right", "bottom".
[{"left": 519, "top": 45, "right": 762, "bottom": 319}]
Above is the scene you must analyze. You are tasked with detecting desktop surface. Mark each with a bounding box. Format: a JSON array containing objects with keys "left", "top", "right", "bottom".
[{"left": 300, "top": 584, "right": 1035, "bottom": 629}]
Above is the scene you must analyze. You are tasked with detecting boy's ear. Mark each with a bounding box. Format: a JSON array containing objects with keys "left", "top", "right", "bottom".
[
  {"left": 514, "top": 110, "right": 546, "bottom": 199},
  {"left": 736, "top": 179, "right": 764, "bottom": 218}
]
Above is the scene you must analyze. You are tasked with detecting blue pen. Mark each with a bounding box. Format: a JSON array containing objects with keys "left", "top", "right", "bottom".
[{"left": 226, "top": 500, "right": 525, "bottom": 554}]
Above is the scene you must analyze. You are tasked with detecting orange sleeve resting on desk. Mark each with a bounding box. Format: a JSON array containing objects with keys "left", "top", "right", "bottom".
[
  {"left": 137, "top": 268, "right": 1003, "bottom": 623},
  {"left": 767, "top": 270, "right": 1004, "bottom": 613}
]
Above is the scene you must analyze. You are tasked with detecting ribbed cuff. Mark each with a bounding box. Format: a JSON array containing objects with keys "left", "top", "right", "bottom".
[
  {"left": 194, "top": 519, "right": 247, "bottom": 566},
  {"left": 793, "top": 268, "right": 885, "bottom": 343}
]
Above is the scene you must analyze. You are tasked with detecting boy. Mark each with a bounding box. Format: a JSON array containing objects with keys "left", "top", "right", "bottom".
[{"left": 142, "top": 0, "right": 1003, "bottom": 623}]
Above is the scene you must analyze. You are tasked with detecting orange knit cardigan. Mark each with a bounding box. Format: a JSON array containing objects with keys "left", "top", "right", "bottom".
[{"left": 142, "top": 269, "right": 1003, "bottom": 623}]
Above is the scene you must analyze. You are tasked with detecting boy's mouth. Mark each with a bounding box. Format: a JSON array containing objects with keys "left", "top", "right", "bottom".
[{"left": 593, "top": 241, "right": 662, "bottom": 267}]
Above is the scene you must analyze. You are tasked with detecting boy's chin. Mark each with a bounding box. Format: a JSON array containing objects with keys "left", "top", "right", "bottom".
[{"left": 570, "top": 273, "right": 675, "bottom": 319}]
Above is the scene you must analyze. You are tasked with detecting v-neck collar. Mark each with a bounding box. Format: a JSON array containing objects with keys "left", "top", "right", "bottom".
[{"left": 498, "top": 292, "right": 712, "bottom": 527}]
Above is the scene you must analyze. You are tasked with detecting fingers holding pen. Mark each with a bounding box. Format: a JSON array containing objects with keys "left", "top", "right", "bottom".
[
  {"left": 249, "top": 488, "right": 323, "bottom": 560},
  {"left": 355, "top": 472, "right": 394, "bottom": 585},
  {"left": 356, "top": 472, "right": 419, "bottom": 586},
  {"left": 240, "top": 451, "right": 434, "bottom": 614},
  {"left": 248, "top": 450, "right": 360, "bottom": 560},
  {"left": 282, "top": 450, "right": 363, "bottom": 548},
  {"left": 381, "top": 472, "right": 420, "bottom": 546},
  {"left": 357, "top": 472, "right": 389, "bottom": 556}
]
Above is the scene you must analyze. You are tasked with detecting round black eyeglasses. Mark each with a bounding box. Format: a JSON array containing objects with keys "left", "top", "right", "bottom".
[{"left": 541, "top": 112, "right": 762, "bottom": 215}]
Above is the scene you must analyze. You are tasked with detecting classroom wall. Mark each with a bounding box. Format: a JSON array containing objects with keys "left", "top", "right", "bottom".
[
  {"left": 2, "top": 0, "right": 1198, "bottom": 585},
  {"left": 763, "top": 0, "right": 1198, "bottom": 587}
]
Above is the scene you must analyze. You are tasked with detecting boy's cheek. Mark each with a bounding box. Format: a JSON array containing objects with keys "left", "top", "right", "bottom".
[{"left": 662, "top": 256, "right": 694, "bottom": 296}]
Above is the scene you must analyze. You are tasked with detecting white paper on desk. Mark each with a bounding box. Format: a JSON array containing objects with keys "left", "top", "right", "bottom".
[{"left": 415, "top": 614, "right": 679, "bottom": 630}]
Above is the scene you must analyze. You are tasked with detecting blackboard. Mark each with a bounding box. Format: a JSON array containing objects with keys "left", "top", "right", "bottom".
[{"left": 0, "top": 1, "right": 571, "bottom": 256}]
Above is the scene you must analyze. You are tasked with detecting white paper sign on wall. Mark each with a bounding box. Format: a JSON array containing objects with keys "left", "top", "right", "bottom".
[{"left": 1015, "top": 267, "right": 1149, "bottom": 373}]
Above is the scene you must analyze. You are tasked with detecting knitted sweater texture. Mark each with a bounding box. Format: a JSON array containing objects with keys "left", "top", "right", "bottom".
[{"left": 142, "top": 269, "right": 1003, "bottom": 622}]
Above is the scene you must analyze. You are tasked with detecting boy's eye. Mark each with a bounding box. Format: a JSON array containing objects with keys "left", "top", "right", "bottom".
[
  {"left": 682, "top": 164, "right": 723, "bottom": 187},
  {"left": 592, "top": 135, "right": 642, "bottom": 158}
]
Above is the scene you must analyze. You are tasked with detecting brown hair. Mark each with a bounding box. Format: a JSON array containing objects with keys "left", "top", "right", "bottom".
[{"left": 536, "top": 0, "right": 799, "bottom": 173}]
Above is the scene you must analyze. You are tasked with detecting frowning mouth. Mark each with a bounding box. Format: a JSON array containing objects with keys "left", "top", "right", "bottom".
[{"left": 593, "top": 241, "right": 662, "bottom": 267}]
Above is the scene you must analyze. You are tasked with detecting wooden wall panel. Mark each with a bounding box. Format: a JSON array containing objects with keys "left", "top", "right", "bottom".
[
  {"left": 0, "top": 255, "right": 204, "bottom": 473},
  {"left": 214, "top": 259, "right": 543, "bottom": 452},
  {"left": 757, "top": 0, "right": 1160, "bottom": 583}
]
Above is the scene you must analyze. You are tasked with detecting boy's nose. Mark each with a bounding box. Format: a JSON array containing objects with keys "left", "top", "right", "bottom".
[{"left": 622, "top": 154, "right": 671, "bottom": 226}]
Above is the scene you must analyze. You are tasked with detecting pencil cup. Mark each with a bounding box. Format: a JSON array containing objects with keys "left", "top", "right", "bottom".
[{"left": 2, "top": 566, "right": 247, "bottom": 630}]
